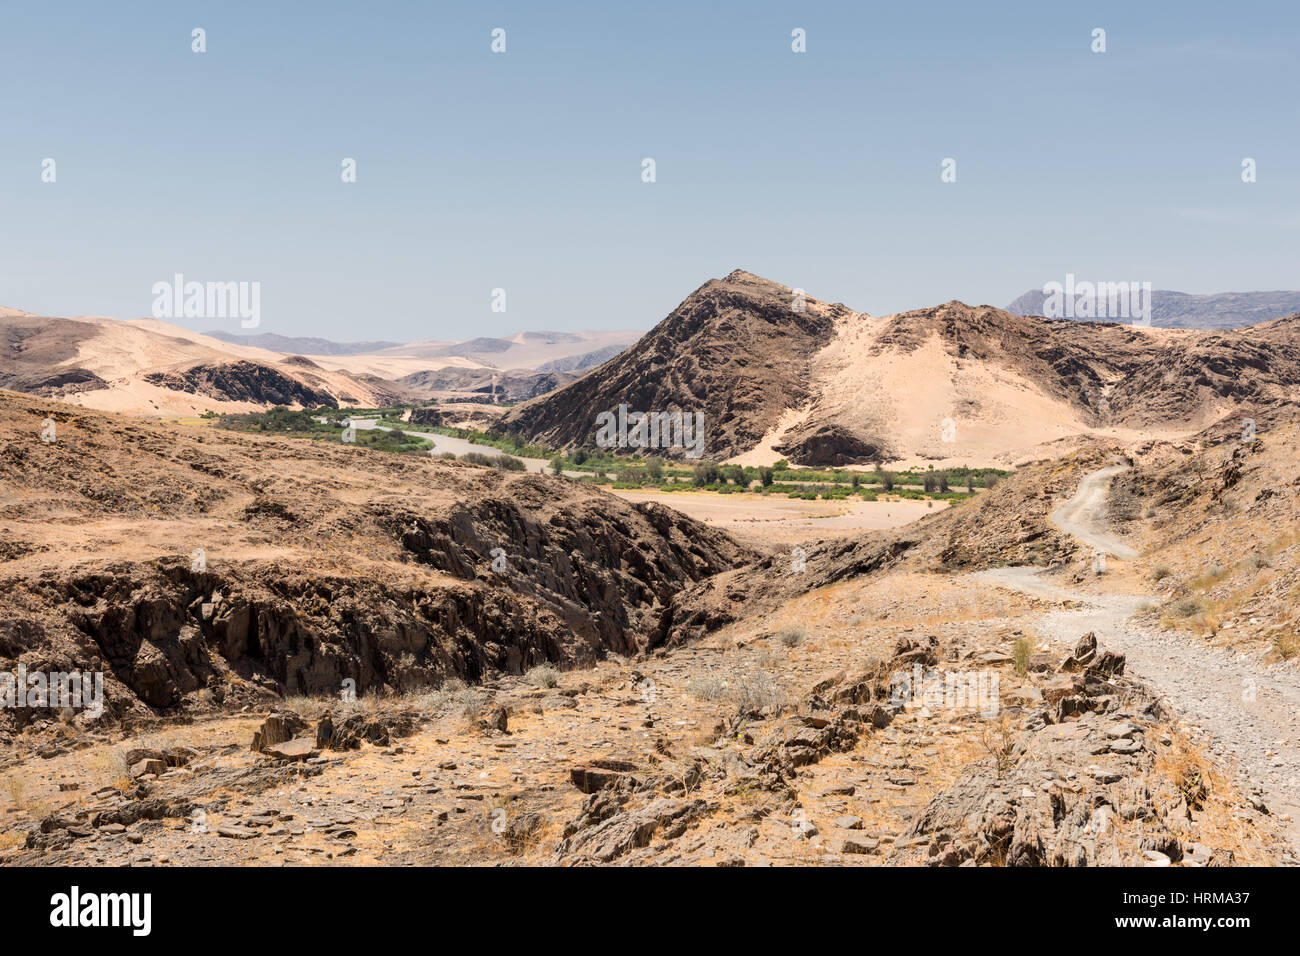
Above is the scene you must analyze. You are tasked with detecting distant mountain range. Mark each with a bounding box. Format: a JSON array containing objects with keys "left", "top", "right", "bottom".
[
  {"left": 204, "top": 331, "right": 402, "bottom": 355},
  {"left": 1005, "top": 288, "right": 1300, "bottom": 330},
  {"left": 207, "top": 329, "right": 641, "bottom": 370}
]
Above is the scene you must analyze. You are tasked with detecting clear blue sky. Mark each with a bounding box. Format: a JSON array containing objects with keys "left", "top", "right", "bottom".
[{"left": 2, "top": 0, "right": 1296, "bottom": 340}]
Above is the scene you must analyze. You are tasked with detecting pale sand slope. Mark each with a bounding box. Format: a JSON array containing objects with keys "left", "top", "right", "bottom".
[
  {"left": 727, "top": 407, "right": 812, "bottom": 467},
  {"left": 726, "top": 311, "right": 1211, "bottom": 471},
  {"left": 609, "top": 489, "right": 947, "bottom": 550}
]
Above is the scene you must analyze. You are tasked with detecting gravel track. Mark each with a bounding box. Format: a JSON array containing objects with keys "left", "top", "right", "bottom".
[{"left": 979, "top": 465, "right": 1300, "bottom": 852}]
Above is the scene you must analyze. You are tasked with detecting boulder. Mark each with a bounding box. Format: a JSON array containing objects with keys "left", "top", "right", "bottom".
[
  {"left": 129, "top": 758, "right": 166, "bottom": 778},
  {"left": 570, "top": 759, "right": 639, "bottom": 794},
  {"left": 478, "top": 705, "right": 509, "bottom": 733},
  {"left": 261, "top": 737, "right": 318, "bottom": 762},
  {"left": 251, "top": 710, "right": 309, "bottom": 753}
]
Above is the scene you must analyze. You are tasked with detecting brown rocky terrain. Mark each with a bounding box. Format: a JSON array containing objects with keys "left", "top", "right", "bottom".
[
  {"left": 0, "top": 389, "right": 749, "bottom": 729},
  {"left": 3, "top": 390, "right": 1296, "bottom": 867}
]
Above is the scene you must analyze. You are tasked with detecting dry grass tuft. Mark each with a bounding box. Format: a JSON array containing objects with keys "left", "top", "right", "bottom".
[
  {"left": 1272, "top": 630, "right": 1300, "bottom": 661},
  {"left": 1150, "top": 725, "right": 1278, "bottom": 865}
]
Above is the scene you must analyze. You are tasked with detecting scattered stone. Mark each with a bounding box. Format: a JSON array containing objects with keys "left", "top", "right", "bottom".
[
  {"left": 217, "top": 826, "right": 260, "bottom": 840},
  {"left": 841, "top": 837, "right": 879, "bottom": 855}
]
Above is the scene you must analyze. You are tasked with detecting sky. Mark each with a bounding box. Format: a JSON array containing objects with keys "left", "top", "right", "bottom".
[{"left": 2, "top": 0, "right": 1297, "bottom": 341}]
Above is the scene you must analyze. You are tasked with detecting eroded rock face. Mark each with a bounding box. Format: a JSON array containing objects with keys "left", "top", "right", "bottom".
[
  {"left": 903, "top": 709, "right": 1170, "bottom": 867},
  {"left": 251, "top": 710, "right": 309, "bottom": 752},
  {"left": 6, "top": 521, "right": 745, "bottom": 722},
  {"left": 554, "top": 789, "right": 709, "bottom": 864},
  {"left": 897, "top": 638, "right": 1198, "bottom": 868}
]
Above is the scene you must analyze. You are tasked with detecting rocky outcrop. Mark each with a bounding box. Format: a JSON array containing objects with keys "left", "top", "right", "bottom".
[
  {"left": 774, "top": 422, "right": 889, "bottom": 466},
  {"left": 897, "top": 633, "right": 1214, "bottom": 867},
  {"left": 407, "top": 407, "right": 446, "bottom": 428},
  {"left": 142, "top": 361, "right": 338, "bottom": 407},
  {"left": 553, "top": 785, "right": 709, "bottom": 864}
]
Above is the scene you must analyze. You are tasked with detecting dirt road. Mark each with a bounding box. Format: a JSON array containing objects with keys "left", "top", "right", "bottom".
[
  {"left": 978, "top": 466, "right": 1300, "bottom": 850},
  {"left": 1048, "top": 463, "right": 1138, "bottom": 559}
]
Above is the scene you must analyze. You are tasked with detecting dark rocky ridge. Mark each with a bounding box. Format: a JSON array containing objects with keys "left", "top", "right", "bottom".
[
  {"left": 143, "top": 361, "right": 342, "bottom": 408},
  {"left": 496, "top": 270, "right": 849, "bottom": 460}
]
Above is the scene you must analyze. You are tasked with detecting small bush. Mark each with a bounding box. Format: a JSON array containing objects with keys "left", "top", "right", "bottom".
[
  {"left": 686, "top": 675, "right": 728, "bottom": 701},
  {"left": 1168, "top": 596, "right": 1202, "bottom": 618},
  {"left": 687, "top": 671, "right": 788, "bottom": 712},
  {"left": 525, "top": 664, "right": 560, "bottom": 689},
  {"left": 420, "top": 679, "right": 489, "bottom": 718},
  {"left": 776, "top": 624, "right": 806, "bottom": 648},
  {"left": 726, "top": 671, "right": 788, "bottom": 711},
  {"left": 1151, "top": 564, "right": 1173, "bottom": 582}
]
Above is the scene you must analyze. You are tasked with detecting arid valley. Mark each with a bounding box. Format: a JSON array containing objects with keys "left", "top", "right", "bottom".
[{"left": 5, "top": 271, "right": 1300, "bottom": 871}]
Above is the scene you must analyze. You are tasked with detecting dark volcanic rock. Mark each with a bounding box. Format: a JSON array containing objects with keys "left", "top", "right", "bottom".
[{"left": 774, "top": 423, "right": 888, "bottom": 466}]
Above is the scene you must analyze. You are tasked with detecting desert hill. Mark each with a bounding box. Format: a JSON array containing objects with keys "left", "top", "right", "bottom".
[
  {"left": 497, "top": 272, "right": 1300, "bottom": 468},
  {"left": 497, "top": 270, "right": 855, "bottom": 460},
  {"left": 0, "top": 312, "right": 406, "bottom": 416}
]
